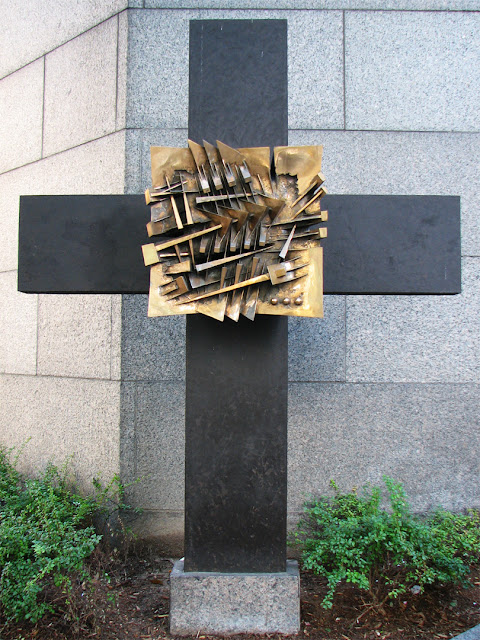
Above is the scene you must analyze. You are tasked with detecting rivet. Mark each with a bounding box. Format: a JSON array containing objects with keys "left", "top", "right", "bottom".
[
  {"left": 294, "top": 297, "right": 303, "bottom": 306},
  {"left": 283, "top": 297, "right": 291, "bottom": 305},
  {"left": 271, "top": 298, "right": 278, "bottom": 305}
]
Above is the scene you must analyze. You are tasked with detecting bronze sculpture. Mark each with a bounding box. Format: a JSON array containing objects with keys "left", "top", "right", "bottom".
[{"left": 142, "top": 140, "right": 327, "bottom": 322}]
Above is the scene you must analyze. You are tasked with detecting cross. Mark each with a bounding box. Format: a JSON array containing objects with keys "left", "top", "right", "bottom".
[{"left": 18, "top": 19, "right": 460, "bottom": 636}]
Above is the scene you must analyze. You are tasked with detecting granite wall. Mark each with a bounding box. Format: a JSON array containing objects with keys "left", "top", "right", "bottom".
[
  {"left": 1, "top": 1, "right": 479, "bottom": 552},
  {"left": 0, "top": 1, "right": 131, "bottom": 489},
  {"left": 119, "top": 2, "right": 480, "bottom": 549}
]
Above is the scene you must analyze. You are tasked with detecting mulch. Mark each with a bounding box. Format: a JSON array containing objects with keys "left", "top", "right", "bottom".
[{"left": 1, "top": 551, "right": 480, "bottom": 640}]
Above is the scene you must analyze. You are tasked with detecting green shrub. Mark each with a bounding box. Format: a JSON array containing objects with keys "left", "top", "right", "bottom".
[
  {"left": 0, "top": 448, "right": 124, "bottom": 623},
  {"left": 295, "top": 477, "right": 480, "bottom": 611}
]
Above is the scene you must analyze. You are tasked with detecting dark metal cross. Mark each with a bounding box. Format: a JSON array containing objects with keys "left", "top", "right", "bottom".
[{"left": 18, "top": 20, "right": 460, "bottom": 575}]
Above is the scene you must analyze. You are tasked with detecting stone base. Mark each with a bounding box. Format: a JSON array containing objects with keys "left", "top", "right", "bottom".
[{"left": 170, "top": 559, "right": 300, "bottom": 636}]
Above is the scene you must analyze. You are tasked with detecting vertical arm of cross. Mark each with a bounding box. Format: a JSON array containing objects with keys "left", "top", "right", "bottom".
[{"left": 183, "top": 19, "right": 289, "bottom": 573}]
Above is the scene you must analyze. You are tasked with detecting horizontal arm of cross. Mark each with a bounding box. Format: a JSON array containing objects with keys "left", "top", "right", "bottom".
[{"left": 18, "top": 193, "right": 461, "bottom": 296}]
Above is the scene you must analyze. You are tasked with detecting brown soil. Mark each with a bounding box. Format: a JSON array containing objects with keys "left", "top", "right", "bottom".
[{"left": 1, "top": 551, "right": 479, "bottom": 640}]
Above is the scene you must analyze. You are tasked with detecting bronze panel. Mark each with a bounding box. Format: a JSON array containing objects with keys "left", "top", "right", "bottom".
[{"left": 144, "top": 141, "right": 327, "bottom": 321}]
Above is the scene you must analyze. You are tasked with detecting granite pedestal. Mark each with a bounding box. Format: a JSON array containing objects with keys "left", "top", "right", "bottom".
[{"left": 170, "top": 559, "right": 300, "bottom": 636}]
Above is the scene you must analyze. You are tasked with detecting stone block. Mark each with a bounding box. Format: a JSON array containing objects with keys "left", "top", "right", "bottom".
[
  {"left": 0, "top": 131, "right": 125, "bottom": 273},
  {"left": 127, "top": 509, "right": 184, "bottom": 555},
  {"left": 453, "top": 624, "right": 480, "bottom": 640},
  {"left": 287, "top": 382, "right": 480, "bottom": 514},
  {"left": 288, "top": 130, "right": 480, "bottom": 257},
  {"left": 40, "top": 130, "right": 126, "bottom": 194},
  {"left": 140, "top": 128, "right": 188, "bottom": 188},
  {"left": 0, "top": 59, "right": 44, "bottom": 174},
  {"left": 287, "top": 11, "right": 344, "bottom": 130},
  {"left": 120, "top": 381, "right": 136, "bottom": 487},
  {"left": 146, "top": 0, "right": 480, "bottom": 8},
  {"left": 0, "top": 374, "right": 121, "bottom": 492},
  {"left": 129, "top": 381, "right": 185, "bottom": 510},
  {"left": 116, "top": 11, "right": 128, "bottom": 130},
  {"left": 120, "top": 380, "right": 184, "bottom": 549},
  {"left": 125, "top": 129, "right": 143, "bottom": 193},
  {"left": 0, "top": 0, "right": 127, "bottom": 78},
  {"left": 418, "top": 384, "right": 480, "bottom": 512},
  {"left": 121, "top": 295, "right": 185, "bottom": 381},
  {"left": 289, "top": 295, "right": 345, "bottom": 382},
  {"left": 170, "top": 558, "right": 300, "bottom": 636},
  {"left": 126, "top": 10, "right": 199, "bottom": 128},
  {"left": 0, "top": 133, "right": 124, "bottom": 382},
  {"left": 43, "top": 17, "right": 118, "bottom": 156},
  {"left": 37, "top": 294, "right": 113, "bottom": 379},
  {"left": 111, "top": 295, "right": 122, "bottom": 380},
  {"left": 0, "top": 272, "right": 37, "bottom": 375},
  {"left": 133, "top": 127, "right": 188, "bottom": 192},
  {"left": 345, "top": 11, "right": 480, "bottom": 132},
  {"left": 346, "top": 258, "right": 480, "bottom": 383}
]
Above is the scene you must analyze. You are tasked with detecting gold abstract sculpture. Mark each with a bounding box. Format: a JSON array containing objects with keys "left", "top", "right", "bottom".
[{"left": 142, "top": 140, "right": 327, "bottom": 322}]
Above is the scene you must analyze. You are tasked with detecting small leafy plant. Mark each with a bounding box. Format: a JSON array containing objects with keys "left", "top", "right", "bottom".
[
  {"left": 295, "top": 477, "right": 480, "bottom": 612},
  {"left": 0, "top": 447, "right": 130, "bottom": 623}
]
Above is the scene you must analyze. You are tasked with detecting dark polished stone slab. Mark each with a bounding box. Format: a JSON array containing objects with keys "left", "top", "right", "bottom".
[
  {"left": 18, "top": 194, "right": 149, "bottom": 294},
  {"left": 184, "top": 315, "right": 288, "bottom": 573},
  {"left": 18, "top": 194, "right": 461, "bottom": 295},
  {"left": 323, "top": 194, "right": 461, "bottom": 294},
  {"left": 184, "top": 19, "right": 289, "bottom": 573},
  {"left": 188, "top": 19, "right": 288, "bottom": 148}
]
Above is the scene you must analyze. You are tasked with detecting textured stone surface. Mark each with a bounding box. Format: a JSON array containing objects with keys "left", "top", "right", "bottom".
[
  {"left": 0, "top": 59, "right": 44, "bottom": 173},
  {"left": 131, "top": 126, "right": 190, "bottom": 194},
  {"left": 124, "top": 129, "right": 143, "bottom": 193},
  {"left": 0, "top": 0, "right": 127, "bottom": 79},
  {"left": 146, "top": 0, "right": 480, "bottom": 8},
  {"left": 345, "top": 11, "right": 480, "bottom": 132},
  {"left": 128, "top": 381, "right": 185, "bottom": 510},
  {"left": 119, "top": 381, "right": 136, "bottom": 488},
  {"left": 289, "top": 296, "right": 345, "bottom": 382},
  {"left": 288, "top": 11, "right": 343, "bottom": 129},
  {"left": 288, "top": 382, "right": 480, "bottom": 514},
  {"left": 111, "top": 296, "right": 122, "bottom": 380},
  {"left": 453, "top": 624, "right": 480, "bottom": 640},
  {"left": 0, "top": 131, "right": 125, "bottom": 273},
  {"left": 170, "top": 559, "right": 300, "bottom": 636},
  {"left": 116, "top": 11, "right": 128, "bottom": 130},
  {"left": 121, "top": 295, "right": 185, "bottom": 381},
  {"left": 126, "top": 11, "right": 198, "bottom": 128},
  {"left": 37, "top": 294, "right": 113, "bottom": 379},
  {"left": 0, "top": 272, "right": 37, "bottom": 375},
  {"left": 346, "top": 258, "right": 480, "bottom": 383},
  {"left": 43, "top": 17, "right": 118, "bottom": 156},
  {"left": 0, "top": 374, "right": 121, "bottom": 491},
  {"left": 127, "top": 509, "right": 184, "bottom": 554},
  {"left": 140, "top": 129, "right": 188, "bottom": 189},
  {"left": 288, "top": 130, "right": 480, "bottom": 257}
]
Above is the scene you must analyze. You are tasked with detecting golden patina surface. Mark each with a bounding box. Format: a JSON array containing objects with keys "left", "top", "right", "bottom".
[{"left": 142, "top": 141, "right": 327, "bottom": 322}]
